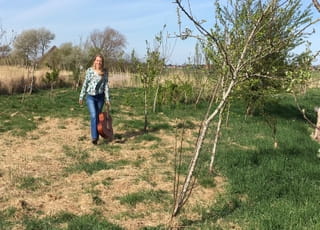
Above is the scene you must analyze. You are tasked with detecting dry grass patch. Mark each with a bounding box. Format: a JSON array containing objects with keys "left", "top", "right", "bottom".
[{"left": 0, "top": 116, "right": 226, "bottom": 229}]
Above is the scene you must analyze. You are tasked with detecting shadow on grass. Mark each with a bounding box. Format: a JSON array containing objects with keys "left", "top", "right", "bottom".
[
  {"left": 265, "top": 103, "right": 316, "bottom": 122},
  {"left": 112, "top": 130, "right": 146, "bottom": 143},
  {"left": 112, "top": 122, "right": 171, "bottom": 144}
]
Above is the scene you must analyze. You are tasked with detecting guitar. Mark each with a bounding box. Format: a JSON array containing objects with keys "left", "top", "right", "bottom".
[{"left": 97, "top": 107, "right": 113, "bottom": 140}]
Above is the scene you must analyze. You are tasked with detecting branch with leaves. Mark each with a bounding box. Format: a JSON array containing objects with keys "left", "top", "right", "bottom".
[{"left": 171, "top": 0, "right": 320, "bottom": 217}]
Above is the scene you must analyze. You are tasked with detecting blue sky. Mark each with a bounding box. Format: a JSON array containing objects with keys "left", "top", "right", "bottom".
[{"left": 0, "top": 0, "right": 319, "bottom": 65}]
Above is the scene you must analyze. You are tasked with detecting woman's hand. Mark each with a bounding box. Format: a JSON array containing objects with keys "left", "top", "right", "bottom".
[{"left": 105, "top": 101, "right": 111, "bottom": 110}]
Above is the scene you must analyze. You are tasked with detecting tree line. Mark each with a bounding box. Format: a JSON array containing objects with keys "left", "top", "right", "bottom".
[{"left": 0, "top": 26, "right": 140, "bottom": 73}]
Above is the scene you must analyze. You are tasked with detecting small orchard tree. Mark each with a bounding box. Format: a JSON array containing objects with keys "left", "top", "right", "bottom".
[
  {"left": 151, "top": 25, "right": 174, "bottom": 112},
  {"left": 171, "top": 0, "right": 320, "bottom": 217},
  {"left": 44, "top": 67, "right": 59, "bottom": 93},
  {"left": 137, "top": 42, "right": 165, "bottom": 133}
]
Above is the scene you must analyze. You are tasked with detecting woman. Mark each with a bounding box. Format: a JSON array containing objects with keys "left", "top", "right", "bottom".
[{"left": 79, "top": 54, "right": 111, "bottom": 145}]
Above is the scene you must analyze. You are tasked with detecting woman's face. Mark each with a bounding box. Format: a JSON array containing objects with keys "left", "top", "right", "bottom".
[{"left": 94, "top": 56, "right": 103, "bottom": 69}]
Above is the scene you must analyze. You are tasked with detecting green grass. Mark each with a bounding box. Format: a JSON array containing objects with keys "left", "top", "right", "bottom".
[
  {"left": 63, "top": 145, "right": 90, "bottom": 161},
  {"left": 22, "top": 212, "right": 123, "bottom": 230},
  {"left": 1, "top": 86, "right": 320, "bottom": 229},
  {"left": 133, "top": 133, "right": 161, "bottom": 143},
  {"left": 186, "top": 90, "right": 320, "bottom": 229},
  {"left": 0, "top": 89, "right": 85, "bottom": 136},
  {"left": 0, "top": 207, "right": 16, "bottom": 229},
  {"left": 65, "top": 159, "right": 130, "bottom": 175},
  {"left": 0, "top": 87, "right": 198, "bottom": 135},
  {"left": 117, "top": 189, "right": 170, "bottom": 207},
  {"left": 17, "top": 176, "right": 50, "bottom": 191},
  {"left": 97, "top": 143, "right": 121, "bottom": 154}
]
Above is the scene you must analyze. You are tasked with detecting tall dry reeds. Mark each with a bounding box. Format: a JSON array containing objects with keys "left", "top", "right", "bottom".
[
  {"left": 108, "top": 71, "right": 141, "bottom": 88},
  {"left": 0, "top": 65, "right": 72, "bottom": 94},
  {"left": 0, "top": 65, "right": 141, "bottom": 94},
  {"left": 0, "top": 65, "right": 211, "bottom": 96}
]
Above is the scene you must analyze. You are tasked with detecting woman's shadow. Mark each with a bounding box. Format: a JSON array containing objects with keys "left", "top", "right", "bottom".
[{"left": 111, "top": 130, "right": 146, "bottom": 143}]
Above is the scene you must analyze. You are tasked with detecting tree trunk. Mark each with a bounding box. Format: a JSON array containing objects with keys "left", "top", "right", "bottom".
[
  {"left": 28, "top": 64, "right": 36, "bottom": 95},
  {"left": 195, "top": 76, "right": 209, "bottom": 105},
  {"left": 153, "top": 79, "right": 160, "bottom": 112},
  {"left": 209, "top": 104, "right": 225, "bottom": 173},
  {"left": 314, "top": 108, "right": 320, "bottom": 141},
  {"left": 144, "top": 85, "right": 148, "bottom": 133},
  {"left": 172, "top": 79, "right": 236, "bottom": 217}
]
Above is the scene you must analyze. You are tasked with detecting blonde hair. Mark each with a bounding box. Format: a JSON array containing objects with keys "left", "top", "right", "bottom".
[{"left": 92, "top": 54, "right": 106, "bottom": 76}]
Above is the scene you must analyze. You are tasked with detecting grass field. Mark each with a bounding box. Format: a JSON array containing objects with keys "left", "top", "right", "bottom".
[{"left": 0, "top": 83, "right": 320, "bottom": 229}]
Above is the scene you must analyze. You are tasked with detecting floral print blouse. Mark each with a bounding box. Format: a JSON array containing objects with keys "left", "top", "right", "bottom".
[{"left": 79, "top": 67, "right": 110, "bottom": 101}]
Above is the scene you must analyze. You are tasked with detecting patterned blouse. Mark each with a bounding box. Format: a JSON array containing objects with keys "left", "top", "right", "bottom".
[{"left": 79, "top": 67, "right": 110, "bottom": 101}]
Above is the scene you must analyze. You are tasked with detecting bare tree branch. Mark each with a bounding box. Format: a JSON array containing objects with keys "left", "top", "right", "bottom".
[
  {"left": 313, "top": 0, "right": 320, "bottom": 12},
  {"left": 174, "top": 0, "right": 235, "bottom": 73}
]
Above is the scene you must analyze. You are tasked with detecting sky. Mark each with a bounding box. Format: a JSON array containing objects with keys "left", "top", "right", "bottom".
[{"left": 0, "top": 0, "right": 320, "bottom": 65}]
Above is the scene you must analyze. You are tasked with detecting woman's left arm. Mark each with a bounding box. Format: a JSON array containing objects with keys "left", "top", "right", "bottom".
[{"left": 104, "top": 72, "right": 110, "bottom": 103}]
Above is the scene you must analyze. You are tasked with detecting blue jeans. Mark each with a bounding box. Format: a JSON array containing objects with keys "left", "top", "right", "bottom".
[{"left": 86, "top": 94, "right": 105, "bottom": 140}]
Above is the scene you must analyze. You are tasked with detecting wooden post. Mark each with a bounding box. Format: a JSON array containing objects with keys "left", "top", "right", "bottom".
[{"left": 314, "top": 107, "right": 320, "bottom": 141}]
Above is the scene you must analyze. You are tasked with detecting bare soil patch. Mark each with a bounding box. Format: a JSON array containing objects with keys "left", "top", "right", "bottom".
[{"left": 0, "top": 116, "right": 225, "bottom": 229}]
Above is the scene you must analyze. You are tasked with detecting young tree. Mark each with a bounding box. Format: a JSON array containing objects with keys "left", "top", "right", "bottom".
[
  {"left": 151, "top": 25, "right": 174, "bottom": 112},
  {"left": 137, "top": 44, "right": 165, "bottom": 133},
  {"left": 171, "top": 0, "right": 320, "bottom": 217}
]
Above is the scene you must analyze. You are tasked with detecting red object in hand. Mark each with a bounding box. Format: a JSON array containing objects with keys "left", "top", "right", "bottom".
[{"left": 97, "top": 110, "right": 113, "bottom": 140}]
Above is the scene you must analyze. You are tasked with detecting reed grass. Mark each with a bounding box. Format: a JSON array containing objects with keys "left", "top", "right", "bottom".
[
  {"left": 0, "top": 65, "right": 72, "bottom": 94},
  {"left": 0, "top": 65, "right": 213, "bottom": 100}
]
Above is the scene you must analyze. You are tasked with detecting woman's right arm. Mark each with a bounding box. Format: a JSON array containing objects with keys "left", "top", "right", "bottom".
[{"left": 79, "top": 69, "right": 90, "bottom": 104}]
